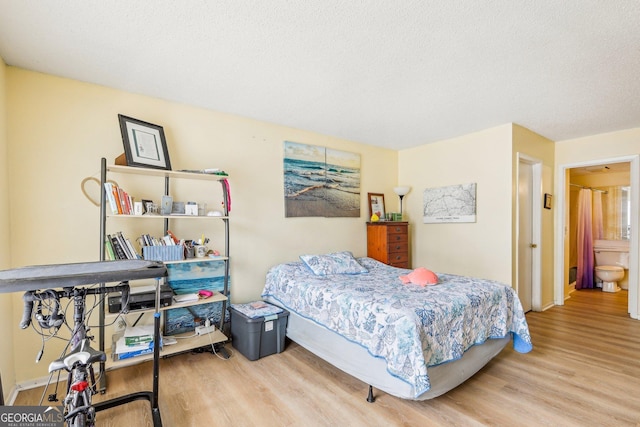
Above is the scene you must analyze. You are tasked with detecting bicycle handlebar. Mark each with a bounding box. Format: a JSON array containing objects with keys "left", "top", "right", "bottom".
[
  {"left": 20, "top": 292, "right": 35, "bottom": 329},
  {"left": 20, "top": 283, "right": 131, "bottom": 329}
]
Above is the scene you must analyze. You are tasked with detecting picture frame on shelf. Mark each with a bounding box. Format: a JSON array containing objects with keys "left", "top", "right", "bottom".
[
  {"left": 141, "top": 199, "right": 153, "bottom": 214},
  {"left": 118, "top": 114, "right": 172, "bottom": 170},
  {"left": 368, "top": 193, "right": 386, "bottom": 219}
]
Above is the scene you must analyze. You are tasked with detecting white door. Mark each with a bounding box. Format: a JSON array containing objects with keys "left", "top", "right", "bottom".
[{"left": 518, "top": 161, "right": 533, "bottom": 312}]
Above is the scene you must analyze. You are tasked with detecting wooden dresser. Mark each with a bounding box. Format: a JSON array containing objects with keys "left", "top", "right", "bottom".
[{"left": 366, "top": 222, "right": 409, "bottom": 268}]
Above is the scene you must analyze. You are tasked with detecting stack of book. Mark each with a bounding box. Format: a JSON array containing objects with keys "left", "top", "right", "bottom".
[
  {"left": 105, "top": 230, "right": 183, "bottom": 261},
  {"left": 105, "top": 231, "right": 140, "bottom": 260},
  {"left": 104, "top": 182, "right": 135, "bottom": 215},
  {"left": 112, "top": 325, "right": 159, "bottom": 361},
  {"left": 139, "top": 230, "right": 180, "bottom": 247},
  {"left": 138, "top": 230, "right": 184, "bottom": 261}
]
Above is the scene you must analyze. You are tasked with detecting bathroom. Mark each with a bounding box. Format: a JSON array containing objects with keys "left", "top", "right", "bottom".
[{"left": 568, "top": 162, "right": 631, "bottom": 294}]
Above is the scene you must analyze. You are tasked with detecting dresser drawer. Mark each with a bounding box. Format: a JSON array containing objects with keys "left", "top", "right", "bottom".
[
  {"left": 366, "top": 222, "right": 410, "bottom": 268},
  {"left": 387, "top": 240, "right": 408, "bottom": 254},
  {"left": 385, "top": 232, "right": 408, "bottom": 244},
  {"left": 386, "top": 224, "right": 408, "bottom": 236},
  {"left": 387, "top": 252, "right": 409, "bottom": 266}
]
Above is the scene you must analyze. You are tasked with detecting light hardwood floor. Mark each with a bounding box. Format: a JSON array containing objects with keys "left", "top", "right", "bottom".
[{"left": 14, "top": 289, "right": 640, "bottom": 426}]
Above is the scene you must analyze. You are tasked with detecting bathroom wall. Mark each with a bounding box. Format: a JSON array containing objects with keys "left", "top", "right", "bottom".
[{"left": 568, "top": 163, "right": 631, "bottom": 287}]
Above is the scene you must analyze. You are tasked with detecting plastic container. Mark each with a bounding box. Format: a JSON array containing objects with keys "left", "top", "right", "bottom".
[
  {"left": 142, "top": 245, "right": 183, "bottom": 262},
  {"left": 230, "top": 302, "right": 289, "bottom": 361}
]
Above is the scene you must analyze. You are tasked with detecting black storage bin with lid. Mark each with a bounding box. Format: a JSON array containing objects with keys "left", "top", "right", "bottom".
[{"left": 229, "top": 301, "right": 289, "bottom": 361}]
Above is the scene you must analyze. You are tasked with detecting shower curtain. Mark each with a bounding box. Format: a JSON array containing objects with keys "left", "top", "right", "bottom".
[{"left": 576, "top": 189, "right": 595, "bottom": 289}]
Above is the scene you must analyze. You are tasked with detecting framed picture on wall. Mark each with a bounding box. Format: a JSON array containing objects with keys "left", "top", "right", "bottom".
[
  {"left": 368, "top": 193, "right": 386, "bottom": 219},
  {"left": 118, "top": 114, "right": 172, "bottom": 170},
  {"left": 544, "top": 193, "right": 553, "bottom": 209}
]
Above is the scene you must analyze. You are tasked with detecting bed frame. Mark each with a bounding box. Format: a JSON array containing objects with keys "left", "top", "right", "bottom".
[{"left": 264, "top": 296, "right": 510, "bottom": 401}]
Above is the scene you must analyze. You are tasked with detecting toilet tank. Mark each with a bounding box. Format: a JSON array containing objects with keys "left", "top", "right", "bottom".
[{"left": 594, "top": 240, "right": 630, "bottom": 269}]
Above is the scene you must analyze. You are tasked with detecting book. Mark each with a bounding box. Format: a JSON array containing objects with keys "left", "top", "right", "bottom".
[
  {"left": 123, "top": 325, "right": 154, "bottom": 346},
  {"left": 109, "top": 234, "right": 128, "bottom": 260},
  {"left": 250, "top": 301, "right": 268, "bottom": 309},
  {"left": 104, "top": 239, "right": 116, "bottom": 260},
  {"left": 124, "top": 236, "right": 140, "bottom": 259},
  {"left": 103, "top": 182, "right": 118, "bottom": 214},
  {"left": 173, "top": 293, "right": 199, "bottom": 303},
  {"left": 115, "top": 232, "right": 133, "bottom": 259},
  {"left": 113, "top": 336, "right": 158, "bottom": 360},
  {"left": 115, "top": 346, "right": 154, "bottom": 360},
  {"left": 113, "top": 186, "right": 123, "bottom": 214}
]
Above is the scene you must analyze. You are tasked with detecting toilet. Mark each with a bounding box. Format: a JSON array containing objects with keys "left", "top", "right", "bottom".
[{"left": 594, "top": 240, "right": 630, "bottom": 293}]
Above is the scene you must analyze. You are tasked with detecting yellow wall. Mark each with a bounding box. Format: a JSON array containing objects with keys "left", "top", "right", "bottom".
[
  {"left": 398, "top": 124, "right": 556, "bottom": 309},
  {"left": 556, "top": 129, "right": 640, "bottom": 163},
  {"left": 4, "top": 63, "right": 637, "bottom": 387},
  {"left": 512, "top": 124, "right": 555, "bottom": 308},
  {"left": 5, "top": 68, "right": 398, "bottom": 382},
  {"left": 0, "top": 55, "right": 16, "bottom": 401},
  {"left": 398, "top": 124, "right": 513, "bottom": 284}
]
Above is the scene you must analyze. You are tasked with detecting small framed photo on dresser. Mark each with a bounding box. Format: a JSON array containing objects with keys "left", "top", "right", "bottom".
[{"left": 368, "top": 193, "right": 386, "bottom": 219}]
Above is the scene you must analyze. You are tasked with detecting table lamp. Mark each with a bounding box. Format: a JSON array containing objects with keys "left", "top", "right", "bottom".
[{"left": 393, "top": 186, "right": 411, "bottom": 218}]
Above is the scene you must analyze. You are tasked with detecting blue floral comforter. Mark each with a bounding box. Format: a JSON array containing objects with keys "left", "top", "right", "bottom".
[{"left": 261, "top": 257, "right": 533, "bottom": 397}]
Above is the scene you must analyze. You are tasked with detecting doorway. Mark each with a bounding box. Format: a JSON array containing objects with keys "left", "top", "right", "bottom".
[
  {"left": 517, "top": 154, "right": 542, "bottom": 312},
  {"left": 555, "top": 155, "right": 639, "bottom": 318}
]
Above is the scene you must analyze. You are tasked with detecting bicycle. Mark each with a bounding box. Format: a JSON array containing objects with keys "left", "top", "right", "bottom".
[{"left": 20, "top": 283, "right": 131, "bottom": 427}]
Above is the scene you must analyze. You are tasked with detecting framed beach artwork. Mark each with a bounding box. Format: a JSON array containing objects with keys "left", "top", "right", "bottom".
[{"left": 283, "top": 141, "right": 361, "bottom": 217}]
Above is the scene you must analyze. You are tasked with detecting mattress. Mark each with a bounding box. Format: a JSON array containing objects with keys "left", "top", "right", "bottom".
[
  {"left": 261, "top": 256, "right": 532, "bottom": 399},
  {"left": 264, "top": 295, "right": 511, "bottom": 400}
]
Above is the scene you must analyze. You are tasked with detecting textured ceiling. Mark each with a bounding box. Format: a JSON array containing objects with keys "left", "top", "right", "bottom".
[{"left": 1, "top": 1, "right": 639, "bottom": 149}]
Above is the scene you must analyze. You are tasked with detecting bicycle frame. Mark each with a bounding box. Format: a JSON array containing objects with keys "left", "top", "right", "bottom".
[
  {"left": 22, "top": 284, "right": 130, "bottom": 427},
  {"left": 2, "top": 259, "right": 167, "bottom": 427}
]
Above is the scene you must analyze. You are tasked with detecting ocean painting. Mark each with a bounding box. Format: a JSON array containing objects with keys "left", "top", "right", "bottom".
[
  {"left": 163, "top": 261, "right": 230, "bottom": 335},
  {"left": 284, "top": 141, "right": 361, "bottom": 217}
]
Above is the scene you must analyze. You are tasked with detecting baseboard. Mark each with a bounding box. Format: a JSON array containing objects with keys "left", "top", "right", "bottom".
[
  {"left": 5, "top": 385, "right": 18, "bottom": 405},
  {"left": 567, "top": 282, "right": 576, "bottom": 298},
  {"left": 540, "top": 301, "right": 556, "bottom": 311},
  {"left": 14, "top": 374, "right": 64, "bottom": 395},
  {"left": 3, "top": 375, "right": 57, "bottom": 405}
]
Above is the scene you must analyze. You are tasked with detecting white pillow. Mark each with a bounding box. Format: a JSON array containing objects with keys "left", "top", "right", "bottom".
[{"left": 300, "top": 251, "right": 368, "bottom": 276}]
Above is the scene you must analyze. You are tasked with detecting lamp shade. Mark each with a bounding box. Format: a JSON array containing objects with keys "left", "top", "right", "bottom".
[{"left": 393, "top": 186, "right": 411, "bottom": 196}]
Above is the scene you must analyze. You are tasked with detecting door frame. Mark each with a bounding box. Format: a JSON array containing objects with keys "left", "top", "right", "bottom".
[
  {"left": 554, "top": 155, "right": 639, "bottom": 318},
  {"left": 516, "top": 153, "right": 542, "bottom": 311}
]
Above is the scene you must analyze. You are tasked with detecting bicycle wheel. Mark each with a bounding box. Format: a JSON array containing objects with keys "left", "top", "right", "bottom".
[
  {"left": 65, "top": 393, "right": 95, "bottom": 427},
  {"left": 67, "top": 411, "right": 86, "bottom": 427}
]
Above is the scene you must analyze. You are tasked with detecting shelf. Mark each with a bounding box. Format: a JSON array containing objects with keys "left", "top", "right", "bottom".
[
  {"left": 106, "top": 164, "right": 230, "bottom": 181},
  {"left": 99, "top": 156, "right": 231, "bottom": 396},
  {"left": 163, "top": 256, "right": 228, "bottom": 264},
  {"left": 105, "top": 328, "right": 227, "bottom": 370},
  {"left": 105, "top": 291, "right": 228, "bottom": 322},
  {"left": 106, "top": 213, "right": 229, "bottom": 220}
]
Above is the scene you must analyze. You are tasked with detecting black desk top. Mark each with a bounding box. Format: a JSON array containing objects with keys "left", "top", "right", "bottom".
[{"left": 0, "top": 260, "right": 166, "bottom": 293}]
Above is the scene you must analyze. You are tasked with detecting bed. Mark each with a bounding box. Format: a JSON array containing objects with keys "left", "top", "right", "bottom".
[{"left": 261, "top": 253, "right": 532, "bottom": 401}]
